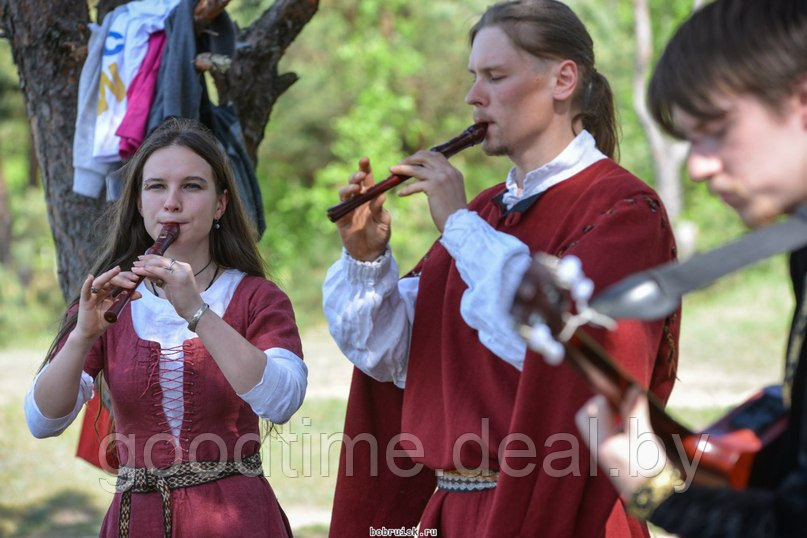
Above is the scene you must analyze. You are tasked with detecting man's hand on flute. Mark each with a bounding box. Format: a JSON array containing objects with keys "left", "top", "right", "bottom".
[{"left": 336, "top": 157, "right": 392, "bottom": 262}]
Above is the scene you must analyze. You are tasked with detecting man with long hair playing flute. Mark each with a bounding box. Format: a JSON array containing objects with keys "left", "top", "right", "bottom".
[{"left": 323, "top": 1, "right": 679, "bottom": 536}]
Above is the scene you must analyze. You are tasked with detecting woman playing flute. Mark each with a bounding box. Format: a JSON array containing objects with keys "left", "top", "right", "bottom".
[
  {"left": 324, "top": 2, "right": 679, "bottom": 536},
  {"left": 24, "top": 117, "right": 307, "bottom": 537}
]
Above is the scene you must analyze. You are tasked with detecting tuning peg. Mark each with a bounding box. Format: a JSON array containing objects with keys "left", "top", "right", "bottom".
[{"left": 527, "top": 324, "right": 565, "bottom": 365}]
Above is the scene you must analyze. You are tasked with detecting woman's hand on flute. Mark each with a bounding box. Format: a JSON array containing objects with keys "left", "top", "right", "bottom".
[
  {"left": 34, "top": 266, "right": 136, "bottom": 419},
  {"left": 132, "top": 254, "right": 205, "bottom": 322},
  {"left": 336, "top": 157, "right": 391, "bottom": 262},
  {"left": 75, "top": 267, "right": 140, "bottom": 340},
  {"left": 391, "top": 151, "right": 467, "bottom": 233}
]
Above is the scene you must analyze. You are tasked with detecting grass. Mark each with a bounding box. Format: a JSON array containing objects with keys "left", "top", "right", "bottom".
[
  {"left": 265, "top": 399, "right": 347, "bottom": 509},
  {"left": 292, "top": 524, "right": 330, "bottom": 538},
  {"left": 666, "top": 405, "right": 732, "bottom": 431},
  {"left": 678, "top": 256, "right": 793, "bottom": 375},
  {"left": 0, "top": 361, "right": 346, "bottom": 537},
  {"left": 0, "top": 403, "right": 110, "bottom": 537}
]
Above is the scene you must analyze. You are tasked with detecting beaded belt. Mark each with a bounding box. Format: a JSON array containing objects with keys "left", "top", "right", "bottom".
[
  {"left": 436, "top": 469, "right": 500, "bottom": 492},
  {"left": 116, "top": 452, "right": 262, "bottom": 538}
]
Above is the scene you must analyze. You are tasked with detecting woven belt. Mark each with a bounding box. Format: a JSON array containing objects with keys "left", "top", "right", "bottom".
[
  {"left": 436, "top": 469, "right": 500, "bottom": 492},
  {"left": 116, "top": 452, "right": 262, "bottom": 538}
]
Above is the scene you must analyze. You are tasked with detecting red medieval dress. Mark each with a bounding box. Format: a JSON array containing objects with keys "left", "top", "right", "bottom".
[
  {"left": 330, "top": 159, "right": 680, "bottom": 538},
  {"left": 71, "top": 276, "right": 301, "bottom": 537}
]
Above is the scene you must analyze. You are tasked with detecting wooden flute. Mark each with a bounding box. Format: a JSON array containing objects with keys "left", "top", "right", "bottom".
[
  {"left": 103, "top": 222, "right": 180, "bottom": 323},
  {"left": 326, "top": 123, "right": 487, "bottom": 222}
]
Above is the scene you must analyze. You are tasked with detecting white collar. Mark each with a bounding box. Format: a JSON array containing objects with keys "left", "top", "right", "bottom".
[
  {"left": 502, "top": 130, "right": 606, "bottom": 210},
  {"left": 132, "top": 268, "right": 246, "bottom": 347}
]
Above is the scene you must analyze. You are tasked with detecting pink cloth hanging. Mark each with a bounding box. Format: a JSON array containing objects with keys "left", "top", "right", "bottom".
[{"left": 116, "top": 30, "right": 166, "bottom": 159}]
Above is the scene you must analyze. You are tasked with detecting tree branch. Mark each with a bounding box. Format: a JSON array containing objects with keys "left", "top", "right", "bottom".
[
  {"left": 195, "top": 52, "right": 232, "bottom": 74},
  {"left": 632, "top": 0, "right": 657, "bottom": 150},
  {"left": 0, "top": 0, "right": 106, "bottom": 300},
  {"left": 632, "top": 0, "right": 687, "bottom": 223},
  {"left": 228, "top": 0, "right": 319, "bottom": 163},
  {"left": 194, "top": 0, "right": 230, "bottom": 33},
  {"left": 98, "top": 0, "right": 231, "bottom": 29}
]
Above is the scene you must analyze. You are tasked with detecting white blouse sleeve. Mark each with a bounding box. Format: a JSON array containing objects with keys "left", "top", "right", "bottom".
[
  {"left": 238, "top": 348, "right": 308, "bottom": 424},
  {"left": 24, "top": 363, "right": 95, "bottom": 438},
  {"left": 322, "top": 248, "right": 417, "bottom": 389},
  {"left": 439, "top": 209, "right": 530, "bottom": 370}
]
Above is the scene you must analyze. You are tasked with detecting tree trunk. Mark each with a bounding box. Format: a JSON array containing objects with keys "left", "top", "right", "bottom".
[
  {"left": 27, "top": 127, "right": 38, "bottom": 188},
  {"left": 0, "top": 0, "right": 318, "bottom": 300},
  {"left": 632, "top": 0, "right": 688, "bottom": 224},
  {"left": 0, "top": 1, "right": 104, "bottom": 300},
  {"left": 0, "top": 143, "right": 10, "bottom": 265}
]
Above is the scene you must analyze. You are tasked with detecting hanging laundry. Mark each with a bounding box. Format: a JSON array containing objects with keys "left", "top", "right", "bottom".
[
  {"left": 202, "top": 100, "right": 267, "bottom": 237},
  {"left": 116, "top": 30, "right": 166, "bottom": 160},
  {"left": 147, "top": 0, "right": 266, "bottom": 237},
  {"left": 92, "top": 0, "right": 180, "bottom": 164},
  {"left": 72, "top": 14, "right": 116, "bottom": 199},
  {"left": 145, "top": 0, "right": 206, "bottom": 131}
]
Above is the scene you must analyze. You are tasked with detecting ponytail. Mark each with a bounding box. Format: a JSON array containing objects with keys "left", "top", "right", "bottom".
[
  {"left": 472, "top": 1, "right": 619, "bottom": 159},
  {"left": 575, "top": 69, "right": 618, "bottom": 160}
]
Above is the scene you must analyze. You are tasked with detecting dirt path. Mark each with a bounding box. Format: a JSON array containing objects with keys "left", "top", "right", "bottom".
[
  {"left": 0, "top": 348, "right": 41, "bottom": 406},
  {"left": 299, "top": 325, "right": 353, "bottom": 400},
  {"left": 667, "top": 364, "right": 780, "bottom": 410}
]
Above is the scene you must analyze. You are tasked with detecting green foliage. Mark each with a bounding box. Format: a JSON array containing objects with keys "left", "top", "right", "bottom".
[
  {"left": 257, "top": 0, "right": 499, "bottom": 321},
  {"left": 681, "top": 179, "right": 748, "bottom": 250},
  {"left": 571, "top": 0, "right": 695, "bottom": 185},
  {"left": 0, "top": 187, "right": 63, "bottom": 346},
  {"left": 0, "top": 40, "right": 24, "bottom": 122},
  {"left": 0, "top": 0, "right": 776, "bottom": 339}
]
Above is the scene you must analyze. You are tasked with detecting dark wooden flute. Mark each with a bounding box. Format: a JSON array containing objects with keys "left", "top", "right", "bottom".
[
  {"left": 103, "top": 222, "right": 180, "bottom": 323},
  {"left": 326, "top": 123, "right": 488, "bottom": 222}
]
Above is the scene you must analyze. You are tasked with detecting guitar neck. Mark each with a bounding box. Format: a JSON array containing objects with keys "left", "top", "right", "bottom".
[
  {"left": 511, "top": 254, "right": 762, "bottom": 488},
  {"left": 566, "top": 329, "right": 693, "bottom": 444}
]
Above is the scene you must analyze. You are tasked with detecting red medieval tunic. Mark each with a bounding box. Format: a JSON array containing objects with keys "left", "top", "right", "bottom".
[
  {"left": 75, "top": 276, "right": 301, "bottom": 537},
  {"left": 330, "top": 159, "right": 680, "bottom": 537}
]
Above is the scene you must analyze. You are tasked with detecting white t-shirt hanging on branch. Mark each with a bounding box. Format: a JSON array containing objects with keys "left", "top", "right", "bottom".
[{"left": 92, "top": 0, "right": 179, "bottom": 164}]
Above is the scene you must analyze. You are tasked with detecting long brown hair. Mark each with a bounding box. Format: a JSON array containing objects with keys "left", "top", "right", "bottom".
[
  {"left": 44, "top": 117, "right": 266, "bottom": 365},
  {"left": 470, "top": 0, "right": 618, "bottom": 159},
  {"left": 649, "top": 0, "right": 807, "bottom": 138}
]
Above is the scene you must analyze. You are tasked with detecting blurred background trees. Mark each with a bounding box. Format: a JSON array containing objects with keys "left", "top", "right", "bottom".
[{"left": 0, "top": 0, "right": 747, "bottom": 344}]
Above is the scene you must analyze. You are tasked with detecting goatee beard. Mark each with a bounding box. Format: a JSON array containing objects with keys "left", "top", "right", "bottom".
[{"left": 482, "top": 139, "right": 508, "bottom": 156}]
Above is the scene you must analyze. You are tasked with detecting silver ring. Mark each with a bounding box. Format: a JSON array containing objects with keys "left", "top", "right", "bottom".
[
  {"left": 90, "top": 286, "right": 100, "bottom": 294},
  {"left": 168, "top": 258, "right": 176, "bottom": 272}
]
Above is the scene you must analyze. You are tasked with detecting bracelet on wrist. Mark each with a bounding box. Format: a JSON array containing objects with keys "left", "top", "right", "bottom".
[
  {"left": 187, "top": 303, "right": 209, "bottom": 332},
  {"left": 626, "top": 466, "right": 683, "bottom": 520}
]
